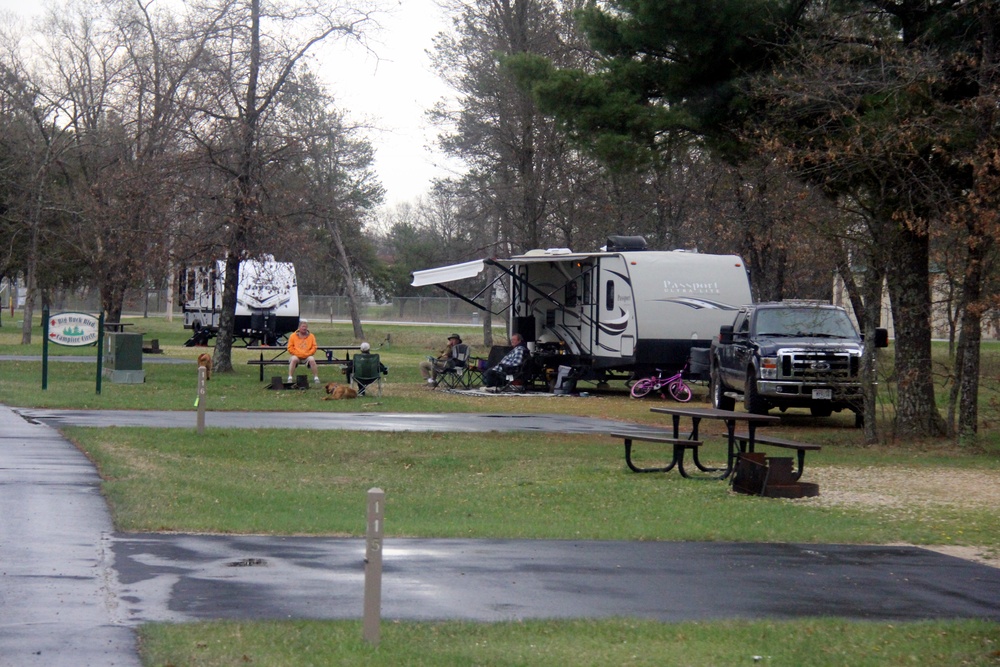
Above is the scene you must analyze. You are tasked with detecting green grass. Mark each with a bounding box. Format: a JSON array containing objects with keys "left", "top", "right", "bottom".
[
  {"left": 69, "top": 427, "right": 1000, "bottom": 547},
  {"left": 138, "top": 618, "right": 1000, "bottom": 667},
  {"left": 6, "top": 315, "right": 1000, "bottom": 666}
]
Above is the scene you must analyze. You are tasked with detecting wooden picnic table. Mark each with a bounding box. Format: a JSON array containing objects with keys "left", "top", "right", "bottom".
[
  {"left": 246, "top": 345, "right": 362, "bottom": 382},
  {"left": 648, "top": 406, "right": 781, "bottom": 479}
]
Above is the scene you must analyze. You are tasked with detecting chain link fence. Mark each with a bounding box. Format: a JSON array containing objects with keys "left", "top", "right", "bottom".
[
  {"left": 20, "top": 289, "right": 499, "bottom": 326},
  {"left": 13, "top": 286, "right": 1000, "bottom": 339}
]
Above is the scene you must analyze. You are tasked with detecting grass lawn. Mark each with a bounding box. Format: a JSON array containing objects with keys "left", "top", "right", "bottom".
[
  {"left": 138, "top": 618, "right": 1000, "bottom": 666},
  {"left": 3, "top": 315, "right": 1000, "bottom": 666},
  {"left": 68, "top": 428, "right": 999, "bottom": 547}
]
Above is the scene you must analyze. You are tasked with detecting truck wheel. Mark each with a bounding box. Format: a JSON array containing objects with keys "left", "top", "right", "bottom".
[
  {"left": 810, "top": 403, "right": 833, "bottom": 418},
  {"left": 744, "top": 370, "right": 769, "bottom": 414},
  {"left": 711, "top": 367, "right": 735, "bottom": 411}
]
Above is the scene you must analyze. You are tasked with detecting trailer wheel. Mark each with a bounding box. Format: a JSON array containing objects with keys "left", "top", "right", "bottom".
[{"left": 711, "top": 366, "right": 735, "bottom": 411}]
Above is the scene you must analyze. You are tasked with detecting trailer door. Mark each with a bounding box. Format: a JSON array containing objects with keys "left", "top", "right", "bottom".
[{"left": 596, "top": 256, "right": 637, "bottom": 361}]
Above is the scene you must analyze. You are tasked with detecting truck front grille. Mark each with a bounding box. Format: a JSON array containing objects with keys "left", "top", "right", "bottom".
[{"left": 780, "top": 351, "right": 858, "bottom": 381}]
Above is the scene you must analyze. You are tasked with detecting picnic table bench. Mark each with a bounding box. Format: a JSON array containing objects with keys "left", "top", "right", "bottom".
[
  {"left": 610, "top": 431, "right": 706, "bottom": 478},
  {"left": 246, "top": 345, "right": 362, "bottom": 382},
  {"left": 729, "top": 432, "right": 821, "bottom": 482}
]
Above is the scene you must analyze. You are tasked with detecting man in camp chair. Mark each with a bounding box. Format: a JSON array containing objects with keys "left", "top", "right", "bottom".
[
  {"left": 419, "top": 333, "right": 466, "bottom": 386},
  {"left": 352, "top": 342, "right": 388, "bottom": 396},
  {"left": 482, "top": 334, "right": 529, "bottom": 391}
]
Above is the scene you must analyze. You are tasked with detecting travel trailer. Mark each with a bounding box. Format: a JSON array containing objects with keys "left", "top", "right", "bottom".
[
  {"left": 179, "top": 257, "right": 299, "bottom": 346},
  {"left": 411, "top": 237, "right": 752, "bottom": 383}
]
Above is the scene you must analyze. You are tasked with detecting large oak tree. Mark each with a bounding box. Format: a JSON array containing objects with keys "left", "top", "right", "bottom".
[{"left": 508, "top": 0, "right": 998, "bottom": 437}]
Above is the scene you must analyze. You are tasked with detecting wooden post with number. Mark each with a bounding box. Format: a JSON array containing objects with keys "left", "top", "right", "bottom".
[
  {"left": 196, "top": 366, "right": 207, "bottom": 434},
  {"left": 363, "top": 487, "right": 385, "bottom": 646}
]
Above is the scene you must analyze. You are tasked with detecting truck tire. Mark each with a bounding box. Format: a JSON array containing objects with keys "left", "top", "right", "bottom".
[
  {"left": 744, "top": 369, "right": 769, "bottom": 414},
  {"left": 810, "top": 403, "right": 833, "bottom": 418},
  {"left": 711, "top": 366, "right": 735, "bottom": 411}
]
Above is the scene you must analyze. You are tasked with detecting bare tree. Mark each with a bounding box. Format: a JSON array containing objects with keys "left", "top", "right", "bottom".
[
  {"left": 188, "top": 0, "right": 376, "bottom": 373},
  {"left": 0, "top": 24, "right": 81, "bottom": 343},
  {"left": 278, "top": 73, "right": 383, "bottom": 339},
  {"left": 430, "top": 0, "right": 588, "bottom": 254}
]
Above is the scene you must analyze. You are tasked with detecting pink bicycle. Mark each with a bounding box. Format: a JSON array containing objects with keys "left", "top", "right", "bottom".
[{"left": 630, "top": 366, "right": 692, "bottom": 402}]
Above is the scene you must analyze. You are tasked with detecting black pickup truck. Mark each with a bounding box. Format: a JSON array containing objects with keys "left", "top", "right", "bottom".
[{"left": 708, "top": 302, "right": 888, "bottom": 421}]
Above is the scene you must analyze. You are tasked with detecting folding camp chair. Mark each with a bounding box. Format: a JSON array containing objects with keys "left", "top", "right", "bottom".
[
  {"left": 463, "top": 356, "right": 488, "bottom": 388},
  {"left": 480, "top": 345, "right": 532, "bottom": 392},
  {"left": 437, "top": 343, "right": 472, "bottom": 389},
  {"left": 352, "top": 353, "right": 385, "bottom": 397},
  {"left": 498, "top": 356, "right": 532, "bottom": 393}
]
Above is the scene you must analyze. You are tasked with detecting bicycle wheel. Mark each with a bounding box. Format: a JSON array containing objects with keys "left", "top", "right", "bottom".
[
  {"left": 668, "top": 379, "right": 693, "bottom": 402},
  {"left": 630, "top": 378, "right": 654, "bottom": 398}
]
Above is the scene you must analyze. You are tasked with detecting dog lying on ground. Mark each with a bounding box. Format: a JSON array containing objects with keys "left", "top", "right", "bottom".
[
  {"left": 197, "top": 353, "right": 212, "bottom": 380},
  {"left": 323, "top": 382, "right": 357, "bottom": 400}
]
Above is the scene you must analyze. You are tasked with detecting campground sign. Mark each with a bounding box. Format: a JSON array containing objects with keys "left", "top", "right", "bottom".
[{"left": 48, "top": 311, "right": 99, "bottom": 347}]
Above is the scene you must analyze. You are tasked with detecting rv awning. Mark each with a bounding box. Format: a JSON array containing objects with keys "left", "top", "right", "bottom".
[
  {"left": 411, "top": 259, "right": 487, "bottom": 287},
  {"left": 493, "top": 251, "right": 597, "bottom": 267}
]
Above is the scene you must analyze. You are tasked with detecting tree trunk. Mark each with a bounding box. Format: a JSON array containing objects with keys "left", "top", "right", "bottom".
[
  {"left": 20, "top": 266, "right": 36, "bottom": 346},
  {"left": 954, "top": 231, "right": 991, "bottom": 437},
  {"left": 20, "top": 176, "right": 45, "bottom": 345},
  {"left": 834, "top": 244, "right": 866, "bottom": 326},
  {"left": 859, "top": 260, "right": 885, "bottom": 444},
  {"left": 212, "top": 252, "right": 242, "bottom": 373},
  {"left": 884, "top": 224, "right": 947, "bottom": 437},
  {"left": 214, "top": 0, "right": 260, "bottom": 374},
  {"left": 482, "top": 267, "right": 496, "bottom": 348},
  {"left": 326, "top": 217, "right": 364, "bottom": 340}
]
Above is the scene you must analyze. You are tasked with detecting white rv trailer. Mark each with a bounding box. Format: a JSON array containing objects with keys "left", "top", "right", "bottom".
[
  {"left": 179, "top": 257, "right": 299, "bottom": 346},
  {"left": 412, "top": 239, "right": 751, "bottom": 382}
]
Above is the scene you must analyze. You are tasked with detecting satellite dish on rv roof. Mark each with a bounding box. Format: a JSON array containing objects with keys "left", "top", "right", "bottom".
[{"left": 605, "top": 235, "right": 647, "bottom": 251}]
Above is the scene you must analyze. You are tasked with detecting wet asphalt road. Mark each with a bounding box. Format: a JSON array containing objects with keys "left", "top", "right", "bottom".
[
  {"left": 2, "top": 405, "right": 999, "bottom": 667},
  {"left": 13, "top": 407, "right": 657, "bottom": 434}
]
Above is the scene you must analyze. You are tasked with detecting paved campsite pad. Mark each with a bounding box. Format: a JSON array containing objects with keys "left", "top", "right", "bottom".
[{"left": 109, "top": 534, "right": 1000, "bottom": 624}]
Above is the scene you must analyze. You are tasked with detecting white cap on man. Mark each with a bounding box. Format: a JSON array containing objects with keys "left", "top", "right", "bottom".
[{"left": 360, "top": 342, "right": 371, "bottom": 352}]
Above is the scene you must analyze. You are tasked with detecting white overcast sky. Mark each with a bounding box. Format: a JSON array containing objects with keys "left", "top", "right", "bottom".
[{"left": 0, "top": 0, "right": 457, "bottom": 206}]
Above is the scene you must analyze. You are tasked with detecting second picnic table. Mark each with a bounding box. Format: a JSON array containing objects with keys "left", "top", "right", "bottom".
[
  {"left": 247, "top": 345, "right": 362, "bottom": 382},
  {"left": 646, "top": 406, "right": 781, "bottom": 478}
]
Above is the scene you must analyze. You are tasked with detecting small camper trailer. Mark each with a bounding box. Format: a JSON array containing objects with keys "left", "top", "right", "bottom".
[
  {"left": 411, "top": 237, "right": 752, "bottom": 384},
  {"left": 179, "top": 257, "right": 299, "bottom": 346}
]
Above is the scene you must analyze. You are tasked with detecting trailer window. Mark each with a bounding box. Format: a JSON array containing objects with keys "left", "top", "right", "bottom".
[
  {"left": 605, "top": 281, "right": 614, "bottom": 311},
  {"left": 183, "top": 271, "right": 196, "bottom": 302},
  {"left": 565, "top": 280, "right": 577, "bottom": 308}
]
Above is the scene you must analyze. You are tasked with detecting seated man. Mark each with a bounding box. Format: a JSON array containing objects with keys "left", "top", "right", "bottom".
[
  {"left": 419, "top": 333, "right": 463, "bottom": 386},
  {"left": 482, "top": 333, "right": 529, "bottom": 389},
  {"left": 351, "top": 341, "right": 389, "bottom": 396},
  {"left": 352, "top": 341, "right": 388, "bottom": 377},
  {"left": 287, "top": 320, "right": 320, "bottom": 384}
]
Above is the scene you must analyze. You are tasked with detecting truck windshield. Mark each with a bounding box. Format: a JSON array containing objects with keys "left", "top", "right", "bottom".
[{"left": 755, "top": 308, "right": 858, "bottom": 339}]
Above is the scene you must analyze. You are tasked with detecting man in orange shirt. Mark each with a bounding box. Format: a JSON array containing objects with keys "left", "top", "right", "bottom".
[{"left": 287, "top": 320, "right": 320, "bottom": 384}]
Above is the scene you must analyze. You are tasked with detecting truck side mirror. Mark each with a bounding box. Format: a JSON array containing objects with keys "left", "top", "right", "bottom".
[
  {"left": 874, "top": 328, "right": 889, "bottom": 348},
  {"left": 718, "top": 325, "right": 734, "bottom": 345}
]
